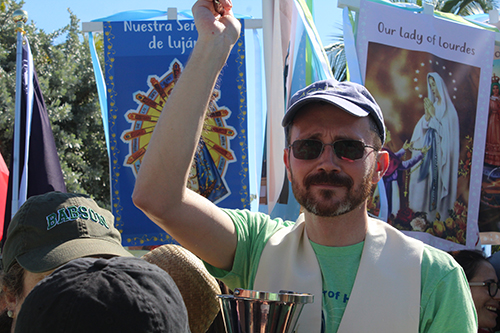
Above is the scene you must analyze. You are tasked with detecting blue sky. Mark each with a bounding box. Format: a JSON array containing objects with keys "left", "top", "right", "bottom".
[{"left": 21, "top": 0, "right": 344, "bottom": 47}]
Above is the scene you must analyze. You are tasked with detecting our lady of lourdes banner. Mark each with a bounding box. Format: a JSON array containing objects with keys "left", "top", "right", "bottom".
[
  {"left": 103, "top": 19, "right": 248, "bottom": 246},
  {"left": 355, "top": 0, "right": 495, "bottom": 250}
]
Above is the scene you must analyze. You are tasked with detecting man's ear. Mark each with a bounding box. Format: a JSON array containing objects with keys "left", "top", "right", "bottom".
[{"left": 372, "top": 149, "right": 389, "bottom": 183}]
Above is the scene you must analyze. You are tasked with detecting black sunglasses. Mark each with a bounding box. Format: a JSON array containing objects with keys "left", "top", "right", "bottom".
[
  {"left": 288, "top": 139, "right": 377, "bottom": 161},
  {"left": 469, "top": 281, "right": 500, "bottom": 298}
]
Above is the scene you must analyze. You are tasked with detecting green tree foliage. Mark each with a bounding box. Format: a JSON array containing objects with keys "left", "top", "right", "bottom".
[{"left": 0, "top": 0, "right": 110, "bottom": 208}]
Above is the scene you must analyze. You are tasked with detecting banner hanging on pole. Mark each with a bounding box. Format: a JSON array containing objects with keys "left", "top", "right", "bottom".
[
  {"left": 356, "top": 0, "right": 494, "bottom": 250},
  {"left": 103, "top": 19, "right": 248, "bottom": 246},
  {"left": 478, "top": 46, "right": 500, "bottom": 244}
]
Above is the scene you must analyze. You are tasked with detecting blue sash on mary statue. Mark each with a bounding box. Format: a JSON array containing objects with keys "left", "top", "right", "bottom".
[{"left": 418, "top": 128, "right": 438, "bottom": 212}]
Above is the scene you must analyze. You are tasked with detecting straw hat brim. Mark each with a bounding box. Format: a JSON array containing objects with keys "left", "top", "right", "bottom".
[{"left": 142, "top": 245, "right": 221, "bottom": 333}]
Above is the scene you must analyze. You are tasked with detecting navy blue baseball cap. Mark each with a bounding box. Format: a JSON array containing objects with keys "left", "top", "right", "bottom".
[{"left": 282, "top": 79, "right": 386, "bottom": 144}]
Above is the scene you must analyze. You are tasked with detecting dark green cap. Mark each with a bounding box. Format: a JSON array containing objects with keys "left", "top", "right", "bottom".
[{"left": 2, "top": 192, "right": 132, "bottom": 273}]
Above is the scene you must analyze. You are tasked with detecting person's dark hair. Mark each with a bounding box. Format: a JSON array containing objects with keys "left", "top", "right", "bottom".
[
  {"left": 0, "top": 310, "right": 12, "bottom": 333},
  {"left": 284, "top": 101, "right": 383, "bottom": 150},
  {"left": 1, "top": 260, "right": 25, "bottom": 299},
  {"left": 0, "top": 261, "right": 22, "bottom": 333},
  {"left": 449, "top": 250, "right": 488, "bottom": 282}
]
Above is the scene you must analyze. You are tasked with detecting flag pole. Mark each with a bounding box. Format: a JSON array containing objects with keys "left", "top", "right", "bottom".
[{"left": 11, "top": 9, "right": 28, "bottom": 217}]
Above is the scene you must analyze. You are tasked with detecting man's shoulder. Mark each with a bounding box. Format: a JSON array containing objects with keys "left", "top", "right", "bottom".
[
  {"left": 421, "top": 244, "right": 464, "bottom": 283},
  {"left": 421, "top": 244, "right": 456, "bottom": 268},
  {"left": 418, "top": 245, "right": 476, "bottom": 332}
]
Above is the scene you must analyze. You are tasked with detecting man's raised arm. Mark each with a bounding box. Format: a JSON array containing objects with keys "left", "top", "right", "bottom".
[{"left": 133, "top": 0, "right": 241, "bottom": 271}]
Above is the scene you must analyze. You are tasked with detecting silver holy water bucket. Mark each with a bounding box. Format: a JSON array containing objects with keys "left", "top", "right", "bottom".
[{"left": 217, "top": 288, "right": 314, "bottom": 333}]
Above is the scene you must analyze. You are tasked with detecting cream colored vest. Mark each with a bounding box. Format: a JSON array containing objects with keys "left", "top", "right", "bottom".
[{"left": 254, "top": 215, "right": 424, "bottom": 333}]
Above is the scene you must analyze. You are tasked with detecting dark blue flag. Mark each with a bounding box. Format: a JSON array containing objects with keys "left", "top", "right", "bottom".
[{"left": 2, "top": 36, "right": 66, "bottom": 242}]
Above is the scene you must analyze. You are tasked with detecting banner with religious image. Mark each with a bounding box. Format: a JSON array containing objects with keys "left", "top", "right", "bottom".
[
  {"left": 478, "top": 47, "right": 500, "bottom": 243},
  {"left": 103, "top": 20, "right": 248, "bottom": 246},
  {"left": 356, "top": 0, "right": 495, "bottom": 250}
]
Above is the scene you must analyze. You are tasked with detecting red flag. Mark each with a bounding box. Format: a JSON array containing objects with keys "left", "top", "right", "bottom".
[{"left": 0, "top": 152, "right": 8, "bottom": 241}]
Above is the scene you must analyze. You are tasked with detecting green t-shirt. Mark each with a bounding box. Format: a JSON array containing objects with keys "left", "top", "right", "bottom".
[{"left": 205, "top": 209, "right": 477, "bottom": 333}]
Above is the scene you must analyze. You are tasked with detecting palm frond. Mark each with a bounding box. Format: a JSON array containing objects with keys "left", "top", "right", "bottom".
[
  {"left": 440, "top": 0, "right": 493, "bottom": 15},
  {"left": 325, "top": 42, "right": 347, "bottom": 81}
]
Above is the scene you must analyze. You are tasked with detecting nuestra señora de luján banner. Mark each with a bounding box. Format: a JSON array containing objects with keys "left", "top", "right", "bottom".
[
  {"left": 103, "top": 19, "right": 248, "bottom": 246},
  {"left": 356, "top": 0, "right": 495, "bottom": 250}
]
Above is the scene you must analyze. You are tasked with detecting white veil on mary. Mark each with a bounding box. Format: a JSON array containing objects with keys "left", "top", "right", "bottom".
[{"left": 408, "top": 72, "right": 459, "bottom": 221}]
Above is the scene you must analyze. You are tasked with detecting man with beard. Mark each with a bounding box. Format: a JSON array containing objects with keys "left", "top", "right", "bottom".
[{"left": 133, "top": 0, "right": 477, "bottom": 332}]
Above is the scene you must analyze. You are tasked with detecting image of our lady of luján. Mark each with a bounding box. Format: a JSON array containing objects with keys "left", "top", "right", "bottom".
[
  {"left": 122, "top": 60, "right": 235, "bottom": 205},
  {"left": 477, "top": 73, "right": 500, "bottom": 232}
]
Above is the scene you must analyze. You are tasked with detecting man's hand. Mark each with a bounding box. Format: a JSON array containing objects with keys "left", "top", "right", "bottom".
[{"left": 192, "top": 0, "right": 241, "bottom": 59}]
